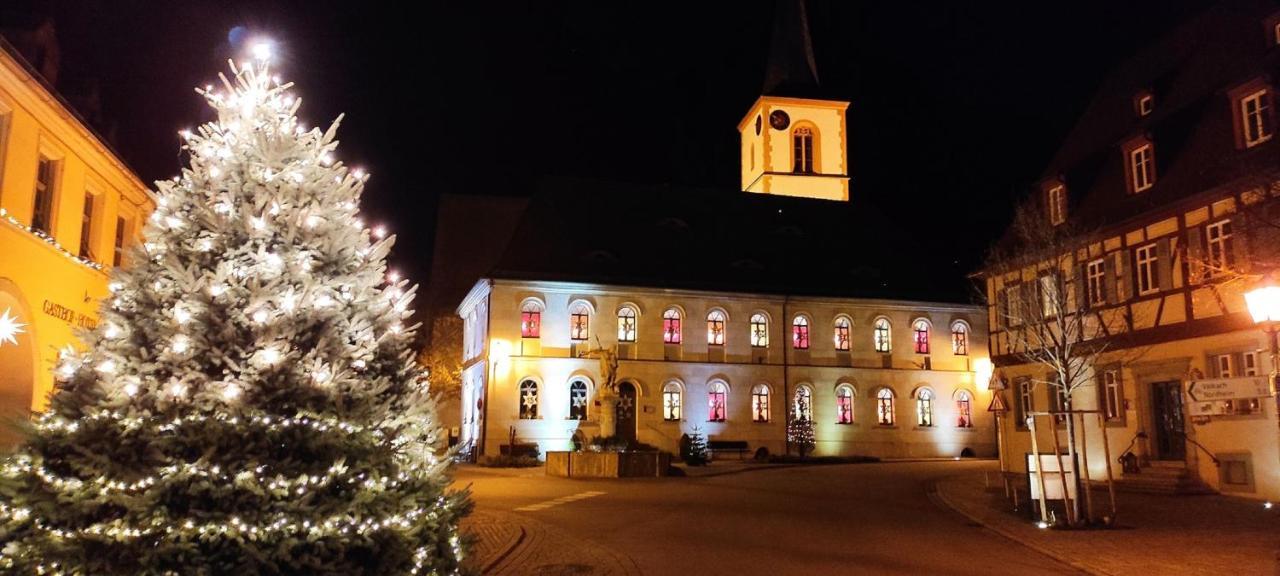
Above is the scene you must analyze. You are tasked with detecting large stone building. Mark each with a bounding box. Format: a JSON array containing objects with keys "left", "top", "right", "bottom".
[
  {"left": 0, "top": 35, "right": 153, "bottom": 444},
  {"left": 453, "top": 3, "right": 995, "bottom": 460},
  {"left": 980, "top": 1, "right": 1280, "bottom": 499}
]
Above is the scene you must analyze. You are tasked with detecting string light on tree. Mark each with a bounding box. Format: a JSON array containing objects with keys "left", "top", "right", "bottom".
[{"left": 0, "top": 43, "right": 467, "bottom": 574}]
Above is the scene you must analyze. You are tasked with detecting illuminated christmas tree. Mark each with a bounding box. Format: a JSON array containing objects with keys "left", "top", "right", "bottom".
[{"left": 0, "top": 48, "right": 468, "bottom": 574}]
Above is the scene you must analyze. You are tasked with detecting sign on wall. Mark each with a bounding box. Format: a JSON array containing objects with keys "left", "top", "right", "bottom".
[{"left": 1187, "top": 376, "right": 1272, "bottom": 417}]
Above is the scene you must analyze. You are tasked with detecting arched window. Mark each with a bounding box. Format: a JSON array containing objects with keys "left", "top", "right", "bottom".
[
  {"left": 751, "top": 384, "right": 771, "bottom": 422},
  {"left": 793, "top": 126, "right": 815, "bottom": 174},
  {"left": 519, "top": 379, "right": 539, "bottom": 419},
  {"left": 520, "top": 301, "right": 542, "bottom": 339},
  {"left": 956, "top": 390, "right": 973, "bottom": 428},
  {"left": 569, "top": 302, "right": 591, "bottom": 341},
  {"left": 617, "top": 306, "right": 637, "bottom": 343},
  {"left": 792, "top": 315, "right": 810, "bottom": 350},
  {"left": 708, "top": 382, "right": 728, "bottom": 422},
  {"left": 662, "top": 381, "right": 682, "bottom": 421},
  {"left": 834, "top": 316, "right": 851, "bottom": 351},
  {"left": 568, "top": 380, "right": 588, "bottom": 420},
  {"left": 873, "top": 318, "right": 892, "bottom": 353},
  {"left": 913, "top": 319, "right": 931, "bottom": 354},
  {"left": 750, "top": 313, "right": 769, "bottom": 348},
  {"left": 876, "top": 388, "right": 895, "bottom": 425},
  {"left": 836, "top": 385, "right": 854, "bottom": 424},
  {"left": 794, "top": 387, "right": 813, "bottom": 421},
  {"left": 707, "top": 310, "right": 726, "bottom": 346},
  {"left": 916, "top": 388, "right": 934, "bottom": 427},
  {"left": 663, "top": 308, "right": 682, "bottom": 344},
  {"left": 951, "top": 321, "right": 969, "bottom": 355}
]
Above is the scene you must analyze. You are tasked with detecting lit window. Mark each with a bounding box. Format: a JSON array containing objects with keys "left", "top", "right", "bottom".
[
  {"left": 750, "top": 313, "right": 769, "bottom": 348},
  {"left": 570, "top": 303, "right": 590, "bottom": 341},
  {"left": 792, "top": 126, "right": 815, "bottom": 174},
  {"left": 1135, "top": 243, "right": 1159, "bottom": 296},
  {"left": 113, "top": 216, "right": 129, "bottom": 267},
  {"left": 751, "top": 384, "right": 771, "bottom": 422},
  {"left": 956, "top": 390, "right": 972, "bottom": 428},
  {"left": 916, "top": 389, "right": 934, "bottom": 427},
  {"left": 1039, "top": 274, "right": 1060, "bottom": 316},
  {"left": 792, "top": 316, "right": 810, "bottom": 350},
  {"left": 951, "top": 321, "right": 968, "bottom": 355},
  {"left": 1102, "top": 370, "right": 1122, "bottom": 421},
  {"left": 794, "top": 387, "right": 813, "bottom": 421},
  {"left": 1047, "top": 184, "right": 1067, "bottom": 226},
  {"left": 1214, "top": 353, "right": 1234, "bottom": 378},
  {"left": 519, "top": 379, "right": 539, "bottom": 420},
  {"left": 1003, "top": 284, "right": 1023, "bottom": 327},
  {"left": 1241, "top": 89, "right": 1273, "bottom": 147},
  {"left": 520, "top": 301, "right": 542, "bottom": 339},
  {"left": 1129, "top": 143, "right": 1155, "bottom": 192},
  {"left": 707, "top": 310, "right": 726, "bottom": 346},
  {"left": 31, "top": 156, "right": 56, "bottom": 234},
  {"left": 663, "top": 308, "right": 682, "bottom": 344},
  {"left": 836, "top": 386, "right": 854, "bottom": 424},
  {"left": 617, "top": 306, "right": 637, "bottom": 343},
  {"left": 1244, "top": 351, "right": 1260, "bottom": 376},
  {"left": 1086, "top": 259, "right": 1107, "bottom": 306},
  {"left": 79, "top": 192, "right": 97, "bottom": 261},
  {"left": 708, "top": 382, "right": 727, "bottom": 422},
  {"left": 912, "top": 320, "right": 930, "bottom": 354},
  {"left": 1206, "top": 220, "right": 1234, "bottom": 276},
  {"left": 834, "top": 317, "right": 851, "bottom": 351},
  {"left": 568, "top": 380, "right": 588, "bottom": 420},
  {"left": 662, "top": 382, "right": 682, "bottom": 421},
  {"left": 874, "top": 318, "right": 891, "bottom": 353},
  {"left": 876, "top": 388, "right": 895, "bottom": 426}
]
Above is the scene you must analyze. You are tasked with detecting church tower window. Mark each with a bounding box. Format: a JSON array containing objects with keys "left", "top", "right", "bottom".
[{"left": 792, "top": 126, "right": 815, "bottom": 173}]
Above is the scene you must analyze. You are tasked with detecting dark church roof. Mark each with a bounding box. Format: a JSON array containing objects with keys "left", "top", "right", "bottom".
[
  {"left": 483, "top": 178, "right": 973, "bottom": 303},
  {"left": 762, "top": 0, "right": 824, "bottom": 99},
  {"left": 1039, "top": 0, "right": 1280, "bottom": 233}
]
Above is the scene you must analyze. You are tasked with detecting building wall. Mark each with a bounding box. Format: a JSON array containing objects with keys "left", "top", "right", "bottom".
[
  {"left": 0, "top": 45, "right": 152, "bottom": 444},
  {"left": 738, "top": 96, "right": 850, "bottom": 202},
  {"left": 986, "top": 183, "right": 1280, "bottom": 499},
  {"left": 460, "top": 279, "right": 996, "bottom": 460}
]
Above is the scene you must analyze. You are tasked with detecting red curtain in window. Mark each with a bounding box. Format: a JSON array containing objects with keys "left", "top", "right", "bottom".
[
  {"left": 709, "top": 392, "right": 726, "bottom": 421},
  {"left": 663, "top": 317, "right": 682, "bottom": 344},
  {"left": 793, "top": 324, "right": 809, "bottom": 349},
  {"left": 837, "top": 394, "right": 853, "bottom": 424},
  {"left": 521, "top": 311, "right": 541, "bottom": 338},
  {"left": 913, "top": 328, "right": 929, "bottom": 354}
]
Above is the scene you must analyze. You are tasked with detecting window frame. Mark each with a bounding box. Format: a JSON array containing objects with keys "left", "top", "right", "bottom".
[
  {"left": 876, "top": 388, "right": 896, "bottom": 426},
  {"left": 750, "top": 313, "right": 770, "bottom": 348},
  {"left": 1047, "top": 184, "right": 1067, "bottom": 226},
  {"left": 518, "top": 379, "right": 540, "bottom": 420},
  {"left": 1086, "top": 258, "right": 1107, "bottom": 306},
  {"left": 792, "top": 315, "right": 810, "bottom": 350},
  {"left": 1135, "top": 243, "right": 1159, "bottom": 296},
  {"left": 912, "top": 319, "right": 930, "bottom": 354},
  {"left": 836, "top": 385, "right": 854, "bottom": 424},
  {"left": 1015, "top": 377, "right": 1033, "bottom": 430},
  {"left": 662, "top": 381, "right": 682, "bottom": 421},
  {"left": 751, "top": 384, "right": 771, "bottom": 423},
  {"left": 617, "top": 306, "right": 638, "bottom": 343},
  {"left": 706, "top": 309, "right": 727, "bottom": 347},
  {"left": 873, "top": 317, "right": 892, "bottom": 353},
  {"left": 792, "top": 125, "right": 815, "bottom": 174},
  {"left": 31, "top": 154, "right": 59, "bottom": 234},
  {"left": 79, "top": 190, "right": 99, "bottom": 261},
  {"left": 1241, "top": 88, "right": 1273, "bottom": 148},
  {"left": 950, "top": 321, "right": 969, "bottom": 355},
  {"left": 1102, "top": 369, "right": 1123, "bottom": 422},
  {"left": 662, "top": 308, "right": 683, "bottom": 344},
  {"left": 916, "top": 388, "right": 934, "bottom": 427},
  {"left": 833, "top": 316, "right": 851, "bottom": 352},
  {"left": 708, "top": 382, "right": 728, "bottom": 422},
  {"left": 569, "top": 304, "right": 591, "bottom": 341},
  {"left": 1205, "top": 219, "right": 1234, "bottom": 276},
  {"left": 1128, "top": 143, "right": 1155, "bottom": 193},
  {"left": 955, "top": 390, "right": 973, "bottom": 428},
  {"left": 568, "top": 380, "right": 589, "bottom": 420},
  {"left": 520, "top": 300, "right": 543, "bottom": 339}
]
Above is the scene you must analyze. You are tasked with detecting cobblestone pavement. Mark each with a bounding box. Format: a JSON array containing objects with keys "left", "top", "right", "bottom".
[
  {"left": 936, "top": 471, "right": 1280, "bottom": 576},
  {"left": 460, "top": 507, "right": 640, "bottom": 575}
]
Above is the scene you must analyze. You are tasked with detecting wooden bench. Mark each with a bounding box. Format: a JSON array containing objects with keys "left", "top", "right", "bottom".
[{"left": 707, "top": 440, "right": 750, "bottom": 460}]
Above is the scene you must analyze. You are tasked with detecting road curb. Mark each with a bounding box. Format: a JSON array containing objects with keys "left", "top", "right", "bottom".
[{"left": 929, "top": 476, "right": 1113, "bottom": 576}]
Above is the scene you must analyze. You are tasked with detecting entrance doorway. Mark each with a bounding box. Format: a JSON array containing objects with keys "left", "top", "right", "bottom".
[
  {"left": 616, "top": 381, "right": 637, "bottom": 444},
  {"left": 1151, "top": 380, "right": 1186, "bottom": 460}
]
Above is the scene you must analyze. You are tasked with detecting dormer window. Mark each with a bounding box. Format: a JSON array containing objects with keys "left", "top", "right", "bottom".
[
  {"left": 1046, "top": 183, "right": 1067, "bottom": 225},
  {"left": 1240, "top": 88, "right": 1273, "bottom": 148},
  {"left": 1135, "top": 92, "right": 1154, "bottom": 117},
  {"left": 1124, "top": 139, "right": 1155, "bottom": 193}
]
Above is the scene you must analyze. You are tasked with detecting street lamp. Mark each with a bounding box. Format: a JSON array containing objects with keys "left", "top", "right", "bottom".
[{"left": 1244, "top": 282, "right": 1280, "bottom": 394}]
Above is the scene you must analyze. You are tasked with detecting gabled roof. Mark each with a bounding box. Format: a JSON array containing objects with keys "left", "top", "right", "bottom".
[
  {"left": 1041, "top": 0, "right": 1280, "bottom": 233},
  {"left": 483, "top": 177, "right": 973, "bottom": 303}
]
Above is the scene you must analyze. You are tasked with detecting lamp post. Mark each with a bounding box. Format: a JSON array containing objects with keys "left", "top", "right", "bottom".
[{"left": 1244, "top": 283, "right": 1280, "bottom": 395}]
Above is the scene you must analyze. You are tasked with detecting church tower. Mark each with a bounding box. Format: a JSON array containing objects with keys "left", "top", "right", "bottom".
[{"left": 739, "top": 0, "right": 850, "bottom": 202}]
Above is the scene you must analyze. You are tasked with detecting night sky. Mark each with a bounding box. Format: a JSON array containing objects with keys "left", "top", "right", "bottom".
[{"left": 9, "top": 0, "right": 1217, "bottom": 291}]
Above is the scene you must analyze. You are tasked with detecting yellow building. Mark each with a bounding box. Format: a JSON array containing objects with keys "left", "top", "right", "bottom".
[{"left": 0, "top": 38, "right": 153, "bottom": 443}]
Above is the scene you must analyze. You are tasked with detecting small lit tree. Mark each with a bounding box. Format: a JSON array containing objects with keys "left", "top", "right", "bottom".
[
  {"left": 0, "top": 55, "right": 468, "bottom": 573},
  {"left": 685, "top": 427, "right": 708, "bottom": 466}
]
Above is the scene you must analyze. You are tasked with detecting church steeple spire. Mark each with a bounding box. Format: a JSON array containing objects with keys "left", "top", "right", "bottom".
[{"left": 762, "top": 0, "right": 821, "bottom": 98}]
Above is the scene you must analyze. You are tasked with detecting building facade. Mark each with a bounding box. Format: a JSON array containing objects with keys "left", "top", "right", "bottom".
[
  {"left": 459, "top": 279, "right": 993, "bottom": 459},
  {"left": 981, "top": 2, "right": 1280, "bottom": 499},
  {"left": 0, "top": 38, "right": 152, "bottom": 444}
]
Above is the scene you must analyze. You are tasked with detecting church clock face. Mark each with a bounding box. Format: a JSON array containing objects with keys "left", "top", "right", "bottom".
[
  {"left": 769, "top": 109, "right": 790, "bottom": 130},
  {"left": 755, "top": 114, "right": 762, "bottom": 135}
]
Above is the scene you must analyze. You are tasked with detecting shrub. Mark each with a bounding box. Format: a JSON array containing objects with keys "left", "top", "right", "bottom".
[{"left": 478, "top": 454, "right": 543, "bottom": 468}]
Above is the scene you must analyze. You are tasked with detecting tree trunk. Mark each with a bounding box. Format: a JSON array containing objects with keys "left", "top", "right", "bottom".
[{"left": 1063, "top": 395, "right": 1082, "bottom": 525}]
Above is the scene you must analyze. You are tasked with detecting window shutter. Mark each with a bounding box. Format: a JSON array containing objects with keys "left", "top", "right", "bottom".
[
  {"left": 1156, "top": 238, "right": 1173, "bottom": 290},
  {"left": 1236, "top": 211, "right": 1254, "bottom": 273},
  {"left": 1103, "top": 255, "right": 1118, "bottom": 304},
  {"left": 1115, "top": 250, "right": 1132, "bottom": 302},
  {"left": 1185, "top": 226, "right": 1204, "bottom": 283},
  {"left": 1074, "top": 262, "right": 1087, "bottom": 312}
]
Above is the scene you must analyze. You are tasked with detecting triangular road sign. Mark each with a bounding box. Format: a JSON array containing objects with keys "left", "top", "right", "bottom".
[{"left": 987, "top": 392, "right": 1009, "bottom": 413}]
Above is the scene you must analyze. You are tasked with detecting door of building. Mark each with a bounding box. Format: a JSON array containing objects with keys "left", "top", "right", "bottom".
[
  {"left": 616, "top": 382, "right": 637, "bottom": 445},
  {"left": 1151, "top": 380, "right": 1186, "bottom": 460}
]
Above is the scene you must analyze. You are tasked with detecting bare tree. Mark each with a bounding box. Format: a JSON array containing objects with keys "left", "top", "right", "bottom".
[{"left": 984, "top": 200, "right": 1146, "bottom": 525}]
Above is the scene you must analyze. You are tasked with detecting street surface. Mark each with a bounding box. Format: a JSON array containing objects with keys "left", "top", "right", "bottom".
[{"left": 457, "top": 460, "right": 1081, "bottom": 575}]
